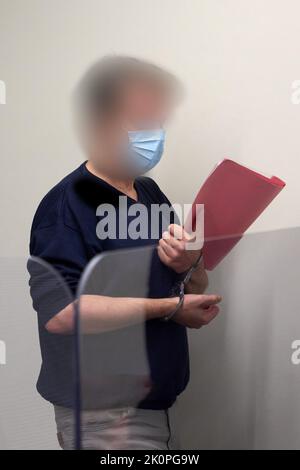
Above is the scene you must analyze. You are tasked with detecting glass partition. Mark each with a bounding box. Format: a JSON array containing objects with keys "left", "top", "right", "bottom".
[
  {"left": 0, "top": 257, "right": 75, "bottom": 449},
  {"left": 76, "top": 246, "right": 156, "bottom": 449},
  {"left": 2, "top": 228, "right": 300, "bottom": 450},
  {"left": 172, "top": 227, "right": 300, "bottom": 450}
]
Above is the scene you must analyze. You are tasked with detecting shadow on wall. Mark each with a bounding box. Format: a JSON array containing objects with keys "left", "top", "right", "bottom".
[{"left": 172, "top": 227, "right": 300, "bottom": 450}]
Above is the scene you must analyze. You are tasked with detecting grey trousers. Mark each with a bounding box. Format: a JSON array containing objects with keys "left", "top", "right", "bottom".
[{"left": 54, "top": 405, "right": 176, "bottom": 450}]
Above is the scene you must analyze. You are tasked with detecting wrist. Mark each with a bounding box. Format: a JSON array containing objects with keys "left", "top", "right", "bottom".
[
  {"left": 162, "top": 281, "right": 185, "bottom": 322},
  {"left": 146, "top": 297, "right": 179, "bottom": 320},
  {"left": 183, "top": 251, "right": 204, "bottom": 284}
]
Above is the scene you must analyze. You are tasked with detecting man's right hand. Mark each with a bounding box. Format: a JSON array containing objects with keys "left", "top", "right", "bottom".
[{"left": 173, "top": 294, "right": 222, "bottom": 329}]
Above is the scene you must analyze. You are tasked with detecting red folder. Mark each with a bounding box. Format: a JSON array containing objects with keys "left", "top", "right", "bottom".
[{"left": 185, "top": 159, "right": 286, "bottom": 270}]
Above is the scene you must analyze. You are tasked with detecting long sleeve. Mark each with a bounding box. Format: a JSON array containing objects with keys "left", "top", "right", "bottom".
[{"left": 28, "top": 222, "right": 89, "bottom": 326}]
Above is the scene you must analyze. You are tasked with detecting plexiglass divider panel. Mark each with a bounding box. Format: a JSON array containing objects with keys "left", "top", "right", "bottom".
[
  {"left": 76, "top": 246, "right": 155, "bottom": 449},
  {"left": 0, "top": 257, "right": 75, "bottom": 449}
]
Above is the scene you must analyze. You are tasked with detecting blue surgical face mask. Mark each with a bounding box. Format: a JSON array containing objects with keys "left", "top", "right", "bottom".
[{"left": 127, "top": 128, "right": 165, "bottom": 175}]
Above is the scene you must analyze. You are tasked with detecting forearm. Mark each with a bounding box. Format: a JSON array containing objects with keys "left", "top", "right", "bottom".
[{"left": 45, "top": 294, "right": 178, "bottom": 334}]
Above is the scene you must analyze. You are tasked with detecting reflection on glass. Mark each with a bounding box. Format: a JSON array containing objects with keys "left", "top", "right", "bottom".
[
  {"left": 27, "top": 256, "right": 76, "bottom": 449},
  {"left": 77, "top": 246, "right": 156, "bottom": 449}
]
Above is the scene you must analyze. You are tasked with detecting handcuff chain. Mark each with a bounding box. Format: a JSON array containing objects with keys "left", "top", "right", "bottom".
[{"left": 163, "top": 251, "right": 203, "bottom": 322}]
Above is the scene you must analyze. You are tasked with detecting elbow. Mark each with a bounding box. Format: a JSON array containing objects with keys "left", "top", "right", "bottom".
[{"left": 45, "top": 303, "right": 75, "bottom": 334}]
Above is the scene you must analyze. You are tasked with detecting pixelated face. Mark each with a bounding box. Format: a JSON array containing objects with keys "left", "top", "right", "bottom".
[
  {"left": 88, "top": 80, "right": 174, "bottom": 177},
  {"left": 118, "top": 80, "right": 174, "bottom": 130}
]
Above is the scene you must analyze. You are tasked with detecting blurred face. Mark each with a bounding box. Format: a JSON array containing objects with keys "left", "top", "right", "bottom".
[
  {"left": 119, "top": 80, "right": 173, "bottom": 130},
  {"left": 89, "top": 81, "right": 174, "bottom": 177}
]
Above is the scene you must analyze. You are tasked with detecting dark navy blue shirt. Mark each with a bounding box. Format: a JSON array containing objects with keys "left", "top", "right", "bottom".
[{"left": 29, "top": 163, "right": 189, "bottom": 410}]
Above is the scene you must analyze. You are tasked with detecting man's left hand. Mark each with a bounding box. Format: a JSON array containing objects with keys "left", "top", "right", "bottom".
[{"left": 157, "top": 224, "right": 202, "bottom": 274}]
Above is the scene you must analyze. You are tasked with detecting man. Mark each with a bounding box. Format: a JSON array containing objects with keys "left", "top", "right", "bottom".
[{"left": 29, "top": 56, "right": 221, "bottom": 450}]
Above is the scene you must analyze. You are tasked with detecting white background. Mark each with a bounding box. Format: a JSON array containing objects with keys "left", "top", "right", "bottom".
[{"left": 0, "top": 0, "right": 300, "bottom": 449}]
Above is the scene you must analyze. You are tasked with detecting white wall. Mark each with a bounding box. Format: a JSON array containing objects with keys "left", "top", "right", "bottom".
[
  {"left": 173, "top": 227, "right": 300, "bottom": 449},
  {"left": 1, "top": 0, "right": 300, "bottom": 449},
  {"left": 1, "top": 0, "right": 300, "bottom": 258}
]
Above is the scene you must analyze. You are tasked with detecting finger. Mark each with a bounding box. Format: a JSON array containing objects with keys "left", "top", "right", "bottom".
[
  {"left": 168, "top": 224, "right": 185, "bottom": 240},
  {"left": 198, "top": 294, "right": 222, "bottom": 308},
  {"left": 169, "top": 224, "right": 196, "bottom": 243},
  {"left": 203, "top": 305, "right": 220, "bottom": 315},
  {"left": 159, "top": 238, "right": 178, "bottom": 259},
  {"left": 162, "top": 231, "right": 185, "bottom": 252},
  {"left": 157, "top": 245, "right": 172, "bottom": 265},
  {"left": 202, "top": 306, "right": 220, "bottom": 324}
]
